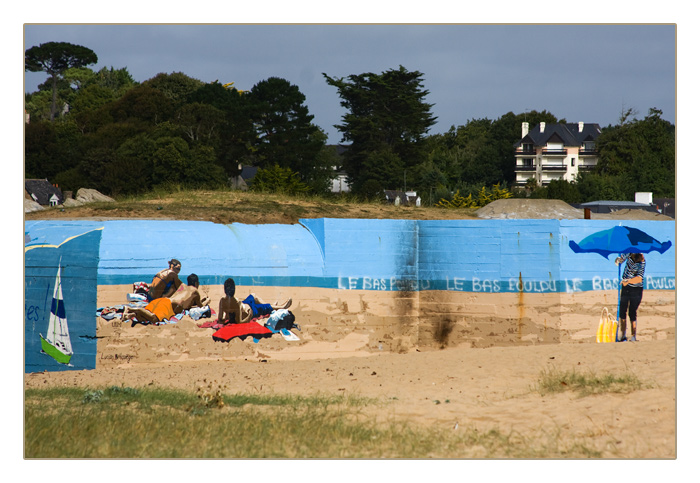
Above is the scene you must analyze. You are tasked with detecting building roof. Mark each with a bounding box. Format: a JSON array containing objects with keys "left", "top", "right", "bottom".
[
  {"left": 25, "top": 179, "right": 63, "bottom": 206},
  {"left": 573, "top": 200, "right": 659, "bottom": 214},
  {"left": 516, "top": 123, "right": 602, "bottom": 148}
]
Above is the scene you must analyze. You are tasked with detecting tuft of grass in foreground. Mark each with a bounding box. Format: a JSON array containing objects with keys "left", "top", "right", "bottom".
[
  {"left": 534, "top": 367, "right": 646, "bottom": 397},
  {"left": 25, "top": 386, "right": 604, "bottom": 459}
]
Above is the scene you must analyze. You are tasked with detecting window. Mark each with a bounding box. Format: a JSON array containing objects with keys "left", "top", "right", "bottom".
[{"left": 571, "top": 158, "right": 576, "bottom": 167}]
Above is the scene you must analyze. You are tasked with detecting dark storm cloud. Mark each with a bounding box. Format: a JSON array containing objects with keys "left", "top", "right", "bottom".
[{"left": 24, "top": 24, "right": 675, "bottom": 142}]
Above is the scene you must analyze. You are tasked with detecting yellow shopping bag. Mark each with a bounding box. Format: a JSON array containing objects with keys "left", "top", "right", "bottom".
[{"left": 597, "top": 307, "right": 618, "bottom": 343}]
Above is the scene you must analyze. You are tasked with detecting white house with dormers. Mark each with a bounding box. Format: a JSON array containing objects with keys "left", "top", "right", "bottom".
[{"left": 514, "top": 121, "right": 601, "bottom": 187}]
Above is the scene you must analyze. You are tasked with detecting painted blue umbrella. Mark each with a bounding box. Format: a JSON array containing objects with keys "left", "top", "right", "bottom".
[
  {"left": 569, "top": 225, "right": 672, "bottom": 259},
  {"left": 569, "top": 225, "right": 672, "bottom": 341}
]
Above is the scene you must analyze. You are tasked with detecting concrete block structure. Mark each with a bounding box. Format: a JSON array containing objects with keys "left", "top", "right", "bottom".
[{"left": 25, "top": 218, "right": 675, "bottom": 372}]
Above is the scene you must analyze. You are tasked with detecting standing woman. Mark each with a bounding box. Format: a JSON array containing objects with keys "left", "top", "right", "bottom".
[{"left": 615, "top": 253, "right": 646, "bottom": 342}]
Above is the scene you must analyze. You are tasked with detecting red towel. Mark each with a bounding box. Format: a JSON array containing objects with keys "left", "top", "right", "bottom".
[{"left": 212, "top": 322, "right": 273, "bottom": 342}]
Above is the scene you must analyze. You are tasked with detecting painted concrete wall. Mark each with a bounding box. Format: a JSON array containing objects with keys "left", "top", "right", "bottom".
[
  {"left": 24, "top": 221, "right": 103, "bottom": 372},
  {"left": 91, "top": 218, "right": 676, "bottom": 293},
  {"left": 25, "top": 218, "right": 675, "bottom": 371}
]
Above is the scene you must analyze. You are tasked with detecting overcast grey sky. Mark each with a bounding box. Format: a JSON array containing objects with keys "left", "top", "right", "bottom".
[{"left": 24, "top": 24, "right": 675, "bottom": 144}]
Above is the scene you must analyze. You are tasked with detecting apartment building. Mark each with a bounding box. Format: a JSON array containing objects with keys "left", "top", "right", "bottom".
[{"left": 514, "top": 121, "right": 601, "bottom": 186}]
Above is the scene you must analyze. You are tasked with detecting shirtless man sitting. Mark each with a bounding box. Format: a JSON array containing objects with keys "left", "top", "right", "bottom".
[
  {"left": 217, "top": 277, "right": 291, "bottom": 325},
  {"left": 124, "top": 273, "right": 210, "bottom": 324},
  {"left": 147, "top": 259, "right": 183, "bottom": 301}
]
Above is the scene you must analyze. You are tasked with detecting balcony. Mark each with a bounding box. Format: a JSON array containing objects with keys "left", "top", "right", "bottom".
[
  {"left": 578, "top": 150, "right": 599, "bottom": 156},
  {"left": 515, "top": 148, "right": 536, "bottom": 156},
  {"left": 541, "top": 149, "right": 567, "bottom": 156},
  {"left": 541, "top": 164, "right": 567, "bottom": 171},
  {"left": 578, "top": 164, "right": 597, "bottom": 171},
  {"left": 515, "top": 165, "right": 536, "bottom": 172}
]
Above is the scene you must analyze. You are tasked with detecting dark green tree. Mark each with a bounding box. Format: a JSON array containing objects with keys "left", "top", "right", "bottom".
[
  {"left": 250, "top": 165, "right": 311, "bottom": 195},
  {"left": 188, "top": 81, "right": 257, "bottom": 176},
  {"left": 248, "top": 77, "right": 328, "bottom": 185},
  {"left": 108, "top": 84, "right": 175, "bottom": 126},
  {"left": 25, "top": 41, "right": 98, "bottom": 120},
  {"left": 143, "top": 72, "right": 204, "bottom": 107},
  {"left": 323, "top": 66, "right": 436, "bottom": 194},
  {"left": 174, "top": 102, "right": 225, "bottom": 143},
  {"left": 595, "top": 108, "right": 675, "bottom": 198}
]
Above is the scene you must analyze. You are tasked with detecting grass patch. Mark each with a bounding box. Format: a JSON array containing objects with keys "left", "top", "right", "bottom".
[
  {"left": 29, "top": 187, "right": 479, "bottom": 225},
  {"left": 535, "top": 367, "right": 646, "bottom": 397},
  {"left": 26, "top": 386, "right": 604, "bottom": 458}
]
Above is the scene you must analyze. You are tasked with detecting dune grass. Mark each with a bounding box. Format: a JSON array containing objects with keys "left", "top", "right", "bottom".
[
  {"left": 534, "top": 367, "right": 646, "bottom": 397},
  {"left": 29, "top": 185, "right": 479, "bottom": 225},
  {"left": 25, "top": 385, "right": 604, "bottom": 459}
]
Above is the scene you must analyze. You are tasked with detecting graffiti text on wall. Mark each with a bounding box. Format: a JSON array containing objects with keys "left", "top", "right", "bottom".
[{"left": 336, "top": 276, "right": 675, "bottom": 293}]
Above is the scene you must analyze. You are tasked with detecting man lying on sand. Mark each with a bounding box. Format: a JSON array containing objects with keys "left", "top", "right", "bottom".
[
  {"left": 218, "top": 277, "right": 291, "bottom": 325},
  {"left": 124, "top": 273, "right": 210, "bottom": 324}
]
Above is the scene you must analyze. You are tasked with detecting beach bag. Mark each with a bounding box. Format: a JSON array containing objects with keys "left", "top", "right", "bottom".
[
  {"left": 596, "top": 307, "right": 618, "bottom": 343},
  {"left": 266, "top": 309, "right": 298, "bottom": 331}
]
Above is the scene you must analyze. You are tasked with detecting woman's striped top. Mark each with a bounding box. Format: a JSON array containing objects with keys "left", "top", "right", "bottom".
[{"left": 621, "top": 254, "right": 646, "bottom": 288}]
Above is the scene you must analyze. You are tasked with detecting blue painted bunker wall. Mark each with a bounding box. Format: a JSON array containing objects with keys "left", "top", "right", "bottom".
[
  {"left": 24, "top": 218, "right": 675, "bottom": 371},
  {"left": 24, "top": 221, "right": 103, "bottom": 372}
]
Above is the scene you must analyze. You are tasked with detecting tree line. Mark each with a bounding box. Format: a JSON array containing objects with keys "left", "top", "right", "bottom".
[{"left": 25, "top": 41, "right": 675, "bottom": 203}]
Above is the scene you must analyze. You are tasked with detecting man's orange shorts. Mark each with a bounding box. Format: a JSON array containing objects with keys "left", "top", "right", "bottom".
[{"left": 145, "top": 298, "right": 175, "bottom": 321}]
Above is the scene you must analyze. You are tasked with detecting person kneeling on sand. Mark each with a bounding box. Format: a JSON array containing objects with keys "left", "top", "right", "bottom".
[
  {"left": 124, "top": 273, "right": 210, "bottom": 324},
  {"left": 217, "top": 277, "right": 291, "bottom": 325},
  {"left": 147, "top": 259, "right": 183, "bottom": 301}
]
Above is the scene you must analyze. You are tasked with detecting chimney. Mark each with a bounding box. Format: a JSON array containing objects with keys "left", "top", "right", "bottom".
[
  {"left": 578, "top": 122, "right": 584, "bottom": 132},
  {"left": 521, "top": 122, "right": 529, "bottom": 138},
  {"left": 540, "top": 122, "right": 546, "bottom": 133}
]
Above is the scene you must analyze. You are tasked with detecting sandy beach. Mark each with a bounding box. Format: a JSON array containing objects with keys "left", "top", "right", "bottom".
[{"left": 25, "top": 330, "right": 676, "bottom": 458}]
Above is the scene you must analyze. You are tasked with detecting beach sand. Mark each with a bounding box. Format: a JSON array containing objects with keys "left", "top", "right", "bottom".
[{"left": 25, "top": 307, "right": 676, "bottom": 458}]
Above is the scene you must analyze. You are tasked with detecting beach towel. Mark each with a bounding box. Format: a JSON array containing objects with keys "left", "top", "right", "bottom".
[
  {"left": 198, "top": 320, "right": 226, "bottom": 330},
  {"left": 97, "top": 302, "right": 147, "bottom": 320},
  {"left": 212, "top": 322, "right": 273, "bottom": 342}
]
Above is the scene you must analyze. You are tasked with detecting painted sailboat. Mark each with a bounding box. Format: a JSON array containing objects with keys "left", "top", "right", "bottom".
[{"left": 40, "top": 264, "right": 73, "bottom": 364}]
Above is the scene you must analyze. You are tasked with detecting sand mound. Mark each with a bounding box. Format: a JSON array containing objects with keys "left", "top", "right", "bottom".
[{"left": 476, "top": 199, "right": 583, "bottom": 219}]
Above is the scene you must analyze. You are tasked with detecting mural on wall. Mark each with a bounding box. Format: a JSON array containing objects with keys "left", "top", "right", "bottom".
[
  {"left": 569, "top": 225, "right": 673, "bottom": 259},
  {"left": 25, "top": 218, "right": 676, "bottom": 372},
  {"left": 40, "top": 262, "right": 73, "bottom": 365},
  {"left": 566, "top": 223, "right": 673, "bottom": 290},
  {"left": 568, "top": 224, "right": 673, "bottom": 342},
  {"left": 25, "top": 222, "right": 103, "bottom": 373}
]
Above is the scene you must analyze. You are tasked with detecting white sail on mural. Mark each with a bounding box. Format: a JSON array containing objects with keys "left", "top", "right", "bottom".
[{"left": 40, "top": 264, "right": 73, "bottom": 364}]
